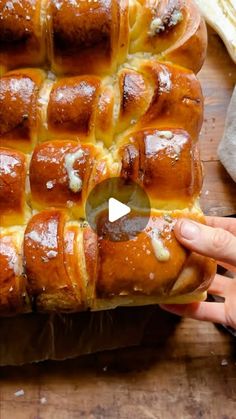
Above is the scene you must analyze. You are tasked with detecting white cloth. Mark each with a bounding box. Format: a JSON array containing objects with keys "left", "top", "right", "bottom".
[{"left": 218, "top": 86, "right": 236, "bottom": 183}]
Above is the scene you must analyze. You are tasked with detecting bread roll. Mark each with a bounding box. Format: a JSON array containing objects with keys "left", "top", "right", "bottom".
[
  {"left": 0, "top": 0, "right": 215, "bottom": 316},
  {"left": 0, "top": 0, "right": 207, "bottom": 75},
  {"left": 119, "top": 128, "right": 202, "bottom": 209},
  {"left": 0, "top": 63, "right": 203, "bottom": 152},
  {"left": 0, "top": 209, "right": 215, "bottom": 315}
]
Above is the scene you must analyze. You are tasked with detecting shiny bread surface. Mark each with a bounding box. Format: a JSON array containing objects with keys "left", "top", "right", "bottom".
[{"left": 0, "top": 0, "right": 215, "bottom": 316}]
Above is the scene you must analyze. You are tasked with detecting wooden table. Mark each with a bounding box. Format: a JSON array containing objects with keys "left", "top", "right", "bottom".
[
  {"left": 200, "top": 29, "right": 236, "bottom": 216},
  {"left": 0, "top": 28, "right": 236, "bottom": 419}
]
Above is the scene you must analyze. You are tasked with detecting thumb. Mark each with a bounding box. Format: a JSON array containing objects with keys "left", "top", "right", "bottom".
[{"left": 174, "top": 219, "right": 236, "bottom": 267}]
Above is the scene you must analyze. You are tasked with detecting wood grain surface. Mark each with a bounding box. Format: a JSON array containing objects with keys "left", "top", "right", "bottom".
[
  {"left": 199, "top": 28, "right": 236, "bottom": 216},
  {"left": 0, "top": 27, "right": 236, "bottom": 419}
]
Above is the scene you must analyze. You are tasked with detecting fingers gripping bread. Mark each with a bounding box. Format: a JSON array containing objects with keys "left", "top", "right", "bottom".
[
  {"left": 0, "top": 210, "right": 214, "bottom": 315},
  {"left": 0, "top": 0, "right": 216, "bottom": 316}
]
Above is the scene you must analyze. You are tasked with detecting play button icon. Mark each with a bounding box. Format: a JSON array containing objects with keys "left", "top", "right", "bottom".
[
  {"left": 108, "top": 198, "right": 130, "bottom": 223},
  {"left": 85, "top": 177, "right": 150, "bottom": 242}
]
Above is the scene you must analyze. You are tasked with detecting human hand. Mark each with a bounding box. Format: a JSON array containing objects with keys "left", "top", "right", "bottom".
[{"left": 161, "top": 217, "right": 236, "bottom": 329}]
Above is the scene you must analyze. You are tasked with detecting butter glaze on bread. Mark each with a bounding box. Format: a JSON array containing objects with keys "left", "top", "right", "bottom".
[
  {"left": 0, "top": 0, "right": 206, "bottom": 75},
  {"left": 119, "top": 128, "right": 202, "bottom": 209},
  {"left": 0, "top": 63, "right": 203, "bottom": 151},
  {"left": 0, "top": 0, "right": 216, "bottom": 316},
  {"left": 0, "top": 209, "right": 214, "bottom": 314}
]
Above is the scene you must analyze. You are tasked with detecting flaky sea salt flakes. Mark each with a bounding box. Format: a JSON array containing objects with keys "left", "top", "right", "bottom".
[
  {"left": 40, "top": 397, "right": 47, "bottom": 404},
  {"left": 46, "top": 250, "right": 57, "bottom": 259},
  {"left": 221, "top": 358, "right": 228, "bottom": 367},
  {"left": 14, "top": 389, "right": 25, "bottom": 397},
  {"left": 46, "top": 180, "right": 55, "bottom": 189}
]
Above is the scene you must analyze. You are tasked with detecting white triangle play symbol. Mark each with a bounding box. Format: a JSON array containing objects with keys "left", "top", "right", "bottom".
[{"left": 108, "top": 197, "right": 131, "bottom": 223}]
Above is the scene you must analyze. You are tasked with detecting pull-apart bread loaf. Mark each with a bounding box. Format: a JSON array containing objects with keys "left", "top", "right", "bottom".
[{"left": 0, "top": 0, "right": 216, "bottom": 316}]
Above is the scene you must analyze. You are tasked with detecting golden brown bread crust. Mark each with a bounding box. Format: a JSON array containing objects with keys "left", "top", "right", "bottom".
[
  {"left": 0, "top": 148, "right": 28, "bottom": 226},
  {"left": 1, "top": 127, "right": 201, "bottom": 223},
  {"left": 0, "top": 69, "right": 45, "bottom": 152},
  {"left": 29, "top": 141, "right": 96, "bottom": 214},
  {"left": 0, "top": 0, "right": 207, "bottom": 75},
  {"left": 0, "top": 64, "right": 203, "bottom": 151},
  {"left": 47, "top": 76, "right": 101, "bottom": 141},
  {"left": 129, "top": 0, "right": 207, "bottom": 73},
  {"left": 156, "top": 0, "right": 207, "bottom": 73},
  {"left": 133, "top": 61, "right": 203, "bottom": 141},
  {"left": 24, "top": 209, "right": 85, "bottom": 311},
  {"left": 96, "top": 211, "right": 215, "bottom": 300},
  {"left": 28, "top": 140, "right": 118, "bottom": 218},
  {"left": 47, "top": 0, "right": 128, "bottom": 75},
  {"left": 0, "top": 209, "right": 215, "bottom": 315},
  {"left": 119, "top": 128, "right": 202, "bottom": 209},
  {"left": 0, "top": 0, "right": 45, "bottom": 73},
  {"left": 0, "top": 228, "right": 30, "bottom": 315},
  {"left": 0, "top": 0, "right": 215, "bottom": 316}
]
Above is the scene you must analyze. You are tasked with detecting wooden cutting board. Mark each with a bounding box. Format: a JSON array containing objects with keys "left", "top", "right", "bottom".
[{"left": 0, "top": 27, "right": 236, "bottom": 419}]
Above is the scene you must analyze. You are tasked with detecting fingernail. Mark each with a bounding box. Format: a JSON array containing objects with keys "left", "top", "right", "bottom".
[{"left": 180, "top": 220, "right": 200, "bottom": 240}]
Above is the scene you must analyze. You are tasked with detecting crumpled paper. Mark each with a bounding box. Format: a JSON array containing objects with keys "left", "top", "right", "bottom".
[{"left": 218, "top": 86, "right": 236, "bottom": 182}]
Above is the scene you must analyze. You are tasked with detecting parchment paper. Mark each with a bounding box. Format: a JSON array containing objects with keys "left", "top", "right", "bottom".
[{"left": 0, "top": 306, "right": 177, "bottom": 366}]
